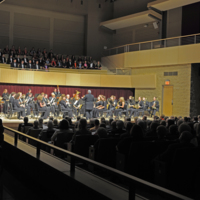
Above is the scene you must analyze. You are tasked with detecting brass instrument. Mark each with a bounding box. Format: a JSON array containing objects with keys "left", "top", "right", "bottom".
[
  {"left": 115, "top": 101, "right": 120, "bottom": 109},
  {"left": 152, "top": 101, "right": 156, "bottom": 110},
  {"left": 127, "top": 97, "right": 135, "bottom": 109}
]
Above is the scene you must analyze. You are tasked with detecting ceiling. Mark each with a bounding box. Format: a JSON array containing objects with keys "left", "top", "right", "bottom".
[
  {"left": 100, "top": 10, "right": 162, "bottom": 30},
  {"left": 148, "top": 0, "right": 200, "bottom": 11}
]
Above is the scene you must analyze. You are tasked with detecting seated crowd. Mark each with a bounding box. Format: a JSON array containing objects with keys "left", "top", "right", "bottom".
[
  {"left": 0, "top": 45, "right": 102, "bottom": 70},
  {"left": 1, "top": 114, "right": 199, "bottom": 197}
]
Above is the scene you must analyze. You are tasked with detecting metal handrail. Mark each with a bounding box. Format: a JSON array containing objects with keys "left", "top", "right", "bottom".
[
  {"left": 106, "top": 32, "right": 200, "bottom": 51},
  {"left": 3, "top": 126, "right": 193, "bottom": 200}
]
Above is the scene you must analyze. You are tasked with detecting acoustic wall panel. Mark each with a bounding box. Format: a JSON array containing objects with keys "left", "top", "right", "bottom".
[
  {"left": 0, "top": 10, "right": 10, "bottom": 48},
  {"left": 13, "top": 13, "right": 50, "bottom": 50}
]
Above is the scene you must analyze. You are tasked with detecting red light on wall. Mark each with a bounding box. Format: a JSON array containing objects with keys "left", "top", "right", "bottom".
[{"left": 165, "top": 80, "right": 170, "bottom": 85}]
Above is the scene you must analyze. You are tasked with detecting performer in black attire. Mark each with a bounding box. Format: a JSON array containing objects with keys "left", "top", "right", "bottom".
[
  {"left": 82, "top": 90, "right": 94, "bottom": 120},
  {"left": 37, "top": 95, "right": 50, "bottom": 119},
  {"left": 49, "top": 93, "right": 57, "bottom": 115},
  {"left": 59, "top": 96, "right": 73, "bottom": 118},
  {"left": 114, "top": 97, "right": 125, "bottom": 117},
  {"left": 126, "top": 96, "right": 137, "bottom": 118},
  {"left": 134, "top": 97, "right": 144, "bottom": 117},
  {"left": 96, "top": 95, "right": 107, "bottom": 118},
  {"left": 2, "top": 89, "right": 9, "bottom": 114},
  {"left": 73, "top": 95, "right": 82, "bottom": 116},
  {"left": 93, "top": 95, "right": 102, "bottom": 118},
  {"left": 148, "top": 97, "right": 159, "bottom": 117},
  {"left": 26, "top": 89, "right": 32, "bottom": 97},
  {"left": 53, "top": 88, "right": 60, "bottom": 97},
  {"left": 26, "top": 93, "right": 36, "bottom": 116},
  {"left": 13, "top": 93, "right": 26, "bottom": 119},
  {"left": 9, "top": 92, "right": 16, "bottom": 106}
]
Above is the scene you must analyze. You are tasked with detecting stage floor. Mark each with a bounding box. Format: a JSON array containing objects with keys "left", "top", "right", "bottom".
[{"left": 0, "top": 114, "right": 153, "bottom": 129}]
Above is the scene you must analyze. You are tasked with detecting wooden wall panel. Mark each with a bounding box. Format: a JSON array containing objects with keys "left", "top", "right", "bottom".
[
  {"left": 66, "top": 74, "right": 81, "bottom": 86},
  {"left": 0, "top": 69, "right": 18, "bottom": 83},
  {"left": 80, "top": 74, "right": 101, "bottom": 87},
  {"left": 34, "top": 72, "right": 66, "bottom": 85},
  {"left": 17, "top": 70, "right": 34, "bottom": 84},
  {"left": 100, "top": 75, "right": 132, "bottom": 88},
  {"left": 131, "top": 74, "right": 156, "bottom": 88}
]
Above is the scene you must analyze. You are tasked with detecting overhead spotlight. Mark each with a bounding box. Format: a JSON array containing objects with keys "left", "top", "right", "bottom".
[
  {"left": 99, "top": 4, "right": 101, "bottom": 8},
  {"left": 81, "top": 0, "right": 83, "bottom": 5},
  {"left": 71, "top": 0, "right": 73, "bottom": 2},
  {"left": 0, "top": 0, "right": 5, "bottom": 4},
  {"left": 144, "top": 24, "right": 148, "bottom": 28}
]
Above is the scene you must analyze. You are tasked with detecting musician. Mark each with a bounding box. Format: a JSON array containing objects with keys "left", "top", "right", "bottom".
[
  {"left": 115, "top": 97, "right": 125, "bottom": 118},
  {"left": 37, "top": 95, "right": 50, "bottom": 119},
  {"left": 93, "top": 95, "right": 102, "bottom": 118},
  {"left": 126, "top": 96, "right": 137, "bottom": 118},
  {"left": 148, "top": 97, "right": 159, "bottom": 117},
  {"left": 134, "top": 97, "right": 144, "bottom": 117},
  {"left": 67, "top": 59, "right": 73, "bottom": 69},
  {"left": 49, "top": 93, "right": 57, "bottom": 115},
  {"left": 96, "top": 96, "right": 111, "bottom": 118},
  {"left": 18, "top": 92, "right": 31, "bottom": 116},
  {"left": 13, "top": 94, "right": 26, "bottom": 119},
  {"left": 26, "top": 93, "right": 36, "bottom": 116},
  {"left": 26, "top": 89, "right": 32, "bottom": 97},
  {"left": 44, "top": 94, "right": 50, "bottom": 107},
  {"left": 107, "top": 95, "right": 116, "bottom": 117},
  {"left": 59, "top": 96, "right": 73, "bottom": 118},
  {"left": 142, "top": 97, "right": 149, "bottom": 112},
  {"left": 73, "top": 95, "right": 81, "bottom": 116},
  {"left": 41, "top": 92, "right": 45, "bottom": 102},
  {"left": 9, "top": 92, "right": 16, "bottom": 106},
  {"left": 53, "top": 88, "right": 60, "bottom": 97},
  {"left": 11, "top": 59, "right": 18, "bottom": 68},
  {"left": 2, "top": 89, "right": 9, "bottom": 114}
]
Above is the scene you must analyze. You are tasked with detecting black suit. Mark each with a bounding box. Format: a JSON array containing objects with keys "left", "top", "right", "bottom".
[
  {"left": 16, "top": 58, "right": 21, "bottom": 64},
  {"left": 62, "top": 62, "right": 67, "bottom": 68},
  {"left": 2, "top": 93, "right": 9, "bottom": 114},
  {"left": 7, "top": 58, "right": 13, "bottom": 64},
  {"left": 89, "top": 63, "right": 95, "bottom": 69},
  {"left": 13, "top": 99, "right": 26, "bottom": 118},
  {"left": 82, "top": 93, "right": 94, "bottom": 120},
  {"left": 1, "top": 57, "right": 6, "bottom": 64},
  {"left": 35, "top": 64, "right": 40, "bottom": 70},
  {"left": 59, "top": 100, "right": 72, "bottom": 117},
  {"left": 11, "top": 62, "right": 18, "bottom": 68},
  {"left": 22, "top": 58, "right": 29, "bottom": 65},
  {"left": 39, "top": 59, "right": 44, "bottom": 67},
  {"left": 67, "top": 62, "right": 73, "bottom": 68}
]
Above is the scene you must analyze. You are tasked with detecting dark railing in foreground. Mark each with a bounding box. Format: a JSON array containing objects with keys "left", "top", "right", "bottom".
[{"left": 4, "top": 126, "right": 192, "bottom": 200}]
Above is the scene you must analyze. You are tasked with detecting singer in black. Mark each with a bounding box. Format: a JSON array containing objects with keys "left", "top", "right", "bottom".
[
  {"left": 13, "top": 93, "right": 26, "bottom": 119},
  {"left": 82, "top": 90, "right": 94, "bottom": 120}
]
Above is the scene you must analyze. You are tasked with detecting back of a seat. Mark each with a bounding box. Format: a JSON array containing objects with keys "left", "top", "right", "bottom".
[
  {"left": 169, "top": 147, "right": 200, "bottom": 198},
  {"left": 117, "top": 137, "right": 133, "bottom": 155},
  {"left": 56, "top": 131, "right": 74, "bottom": 149},
  {"left": 95, "top": 138, "right": 120, "bottom": 168},
  {"left": 74, "top": 135, "right": 99, "bottom": 157},
  {"left": 128, "top": 141, "right": 174, "bottom": 181},
  {"left": 28, "top": 129, "right": 41, "bottom": 147}
]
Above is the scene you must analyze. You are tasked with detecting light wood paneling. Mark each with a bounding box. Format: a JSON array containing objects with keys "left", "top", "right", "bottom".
[
  {"left": 0, "top": 68, "right": 18, "bottom": 83},
  {"left": 100, "top": 75, "right": 132, "bottom": 88},
  {"left": 34, "top": 71, "right": 66, "bottom": 85},
  {"left": 80, "top": 74, "right": 101, "bottom": 87},
  {"left": 17, "top": 70, "right": 34, "bottom": 84},
  {"left": 66, "top": 74, "right": 81, "bottom": 86}
]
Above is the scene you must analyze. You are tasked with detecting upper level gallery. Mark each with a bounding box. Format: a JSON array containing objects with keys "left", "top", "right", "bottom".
[{"left": 101, "top": 33, "right": 200, "bottom": 69}]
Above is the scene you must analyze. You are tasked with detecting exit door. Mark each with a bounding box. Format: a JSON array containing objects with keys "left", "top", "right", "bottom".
[{"left": 162, "top": 86, "right": 173, "bottom": 116}]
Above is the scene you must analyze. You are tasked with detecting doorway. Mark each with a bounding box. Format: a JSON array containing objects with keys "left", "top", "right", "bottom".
[{"left": 162, "top": 86, "right": 173, "bottom": 116}]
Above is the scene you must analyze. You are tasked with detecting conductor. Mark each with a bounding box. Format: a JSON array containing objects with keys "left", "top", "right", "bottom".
[{"left": 82, "top": 90, "right": 94, "bottom": 120}]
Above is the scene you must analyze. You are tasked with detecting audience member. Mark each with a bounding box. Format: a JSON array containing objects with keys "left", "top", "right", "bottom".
[
  {"left": 95, "top": 127, "right": 107, "bottom": 138},
  {"left": 0, "top": 119, "right": 4, "bottom": 145}
]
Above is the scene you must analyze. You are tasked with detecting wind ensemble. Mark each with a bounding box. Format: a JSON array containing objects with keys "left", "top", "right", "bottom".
[{"left": 0, "top": 88, "right": 159, "bottom": 120}]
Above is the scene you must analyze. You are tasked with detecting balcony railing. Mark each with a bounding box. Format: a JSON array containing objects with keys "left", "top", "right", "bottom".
[{"left": 104, "top": 33, "right": 200, "bottom": 56}]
